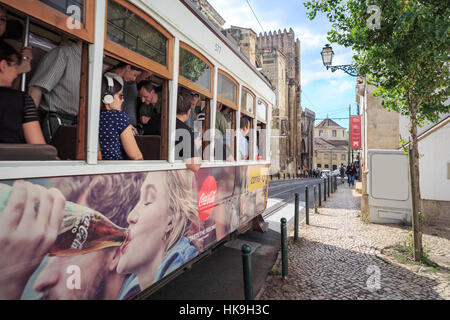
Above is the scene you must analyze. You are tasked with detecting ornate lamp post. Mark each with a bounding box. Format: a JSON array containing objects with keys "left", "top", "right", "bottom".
[{"left": 320, "top": 44, "right": 358, "bottom": 77}]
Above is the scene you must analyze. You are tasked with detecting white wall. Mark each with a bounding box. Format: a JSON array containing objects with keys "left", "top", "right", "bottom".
[{"left": 418, "top": 121, "right": 450, "bottom": 201}]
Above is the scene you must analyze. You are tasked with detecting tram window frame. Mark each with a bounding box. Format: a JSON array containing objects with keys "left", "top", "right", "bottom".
[
  {"left": 240, "top": 86, "right": 255, "bottom": 118},
  {"left": 214, "top": 103, "right": 236, "bottom": 162},
  {"left": 256, "top": 98, "right": 268, "bottom": 161},
  {"left": 177, "top": 85, "right": 210, "bottom": 161},
  {"left": 256, "top": 98, "right": 268, "bottom": 124},
  {"left": 0, "top": 4, "right": 89, "bottom": 161},
  {"left": 178, "top": 42, "right": 213, "bottom": 99},
  {"left": 240, "top": 87, "right": 256, "bottom": 161},
  {"left": 256, "top": 121, "right": 267, "bottom": 161},
  {"left": 217, "top": 69, "right": 238, "bottom": 111},
  {"left": 101, "top": 55, "right": 169, "bottom": 161},
  {"left": 0, "top": 0, "right": 95, "bottom": 43},
  {"left": 104, "top": 0, "right": 174, "bottom": 81}
]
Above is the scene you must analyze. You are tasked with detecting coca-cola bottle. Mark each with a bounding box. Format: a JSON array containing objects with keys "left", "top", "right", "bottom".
[{"left": 0, "top": 183, "right": 128, "bottom": 257}]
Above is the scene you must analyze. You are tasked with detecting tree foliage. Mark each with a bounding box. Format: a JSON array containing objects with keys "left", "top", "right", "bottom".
[{"left": 305, "top": 0, "right": 449, "bottom": 123}]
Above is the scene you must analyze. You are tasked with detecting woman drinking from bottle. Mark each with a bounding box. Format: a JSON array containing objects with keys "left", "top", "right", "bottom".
[{"left": 116, "top": 170, "right": 202, "bottom": 294}]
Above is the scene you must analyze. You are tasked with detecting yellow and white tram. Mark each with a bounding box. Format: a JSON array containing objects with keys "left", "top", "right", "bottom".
[{"left": 0, "top": 0, "right": 274, "bottom": 300}]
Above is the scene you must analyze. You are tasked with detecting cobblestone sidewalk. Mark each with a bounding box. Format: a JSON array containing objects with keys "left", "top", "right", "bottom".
[{"left": 258, "top": 184, "right": 450, "bottom": 300}]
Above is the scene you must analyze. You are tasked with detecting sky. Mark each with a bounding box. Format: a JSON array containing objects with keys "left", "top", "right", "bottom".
[{"left": 208, "top": 0, "right": 358, "bottom": 130}]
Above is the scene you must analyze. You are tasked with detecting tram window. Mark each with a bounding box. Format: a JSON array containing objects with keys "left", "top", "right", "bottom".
[
  {"left": 239, "top": 116, "right": 252, "bottom": 161},
  {"left": 257, "top": 121, "right": 266, "bottom": 160},
  {"left": 107, "top": 0, "right": 167, "bottom": 67},
  {"left": 257, "top": 99, "right": 267, "bottom": 123},
  {"left": 177, "top": 86, "right": 211, "bottom": 161},
  {"left": 179, "top": 47, "right": 211, "bottom": 92},
  {"left": 102, "top": 56, "right": 168, "bottom": 161},
  {"left": 217, "top": 72, "right": 237, "bottom": 106},
  {"left": 241, "top": 89, "right": 254, "bottom": 115},
  {"left": 0, "top": 5, "right": 86, "bottom": 160},
  {"left": 214, "top": 103, "right": 235, "bottom": 162}
]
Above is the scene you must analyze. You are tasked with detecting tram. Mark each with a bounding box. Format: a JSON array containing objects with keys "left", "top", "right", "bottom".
[{"left": 0, "top": 0, "right": 274, "bottom": 300}]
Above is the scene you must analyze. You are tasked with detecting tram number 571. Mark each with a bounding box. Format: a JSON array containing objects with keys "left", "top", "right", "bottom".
[{"left": 214, "top": 43, "right": 222, "bottom": 54}]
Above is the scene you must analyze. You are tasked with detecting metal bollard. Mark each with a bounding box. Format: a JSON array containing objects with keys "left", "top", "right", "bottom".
[
  {"left": 324, "top": 178, "right": 327, "bottom": 201},
  {"left": 241, "top": 244, "right": 253, "bottom": 300},
  {"left": 318, "top": 183, "right": 322, "bottom": 207},
  {"left": 294, "top": 193, "right": 299, "bottom": 242},
  {"left": 314, "top": 185, "right": 318, "bottom": 213},
  {"left": 305, "top": 186, "right": 310, "bottom": 225},
  {"left": 331, "top": 176, "right": 334, "bottom": 194},
  {"left": 328, "top": 177, "right": 330, "bottom": 198},
  {"left": 281, "top": 218, "right": 288, "bottom": 279}
]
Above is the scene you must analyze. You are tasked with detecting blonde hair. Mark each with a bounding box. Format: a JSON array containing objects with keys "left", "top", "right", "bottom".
[{"left": 163, "top": 170, "right": 202, "bottom": 252}]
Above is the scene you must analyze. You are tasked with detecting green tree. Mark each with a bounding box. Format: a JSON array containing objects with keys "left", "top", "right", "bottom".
[{"left": 305, "top": 0, "right": 449, "bottom": 261}]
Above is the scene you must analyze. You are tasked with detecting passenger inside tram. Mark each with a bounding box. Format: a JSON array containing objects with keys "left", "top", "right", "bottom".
[
  {"left": 104, "top": 62, "right": 148, "bottom": 134},
  {"left": 0, "top": 40, "right": 45, "bottom": 144},
  {"left": 138, "top": 80, "right": 160, "bottom": 133},
  {"left": 27, "top": 35, "right": 81, "bottom": 144},
  {"left": 0, "top": 5, "right": 32, "bottom": 87},
  {"left": 98, "top": 73, "right": 142, "bottom": 161},
  {"left": 175, "top": 90, "right": 201, "bottom": 172},
  {"left": 239, "top": 117, "right": 250, "bottom": 160}
]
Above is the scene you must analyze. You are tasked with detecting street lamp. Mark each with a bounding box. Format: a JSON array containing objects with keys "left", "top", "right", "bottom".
[{"left": 320, "top": 44, "right": 358, "bottom": 77}]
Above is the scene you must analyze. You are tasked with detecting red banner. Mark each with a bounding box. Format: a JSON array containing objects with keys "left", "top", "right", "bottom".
[{"left": 350, "top": 116, "right": 362, "bottom": 149}]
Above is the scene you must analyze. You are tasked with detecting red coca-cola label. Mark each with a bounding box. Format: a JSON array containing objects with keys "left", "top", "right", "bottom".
[{"left": 197, "top": 176, "right": 217, "bottom": 221}]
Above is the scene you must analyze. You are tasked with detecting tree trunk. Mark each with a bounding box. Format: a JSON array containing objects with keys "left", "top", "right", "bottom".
[{"left": 409, "top": 103, "right": 423, "bottom": 261}]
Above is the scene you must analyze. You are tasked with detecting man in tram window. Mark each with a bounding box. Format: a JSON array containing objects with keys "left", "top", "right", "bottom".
[
  {"left": 238, "top": 117, "right": 250, "bottom": 160},
  {"left": 27, "top": 34, "right": 81, "bottom": 143},
  {"left": 104, "top": 62, "right": 149, "bottom": 135},
  {"left": 175, "top": 91, "right": 201, "bottom": 172},
  {"left": 184, "top": 91, "right": 201, "bottom": 130},
  {"left": 138, "top": 80, "right": 162, "bottom": 135}
]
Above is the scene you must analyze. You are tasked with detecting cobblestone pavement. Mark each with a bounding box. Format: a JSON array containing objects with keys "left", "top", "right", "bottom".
[{"left": 258, "top": 184, "right": 450, "bottom": 300}]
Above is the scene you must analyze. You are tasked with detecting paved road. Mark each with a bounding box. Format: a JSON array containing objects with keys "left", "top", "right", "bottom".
[
  {"left": 143, "top": 178, "right": 324, "bottom": 300},
  {"left": 267, "top": 177, "right": 324, "bottom": 206}
]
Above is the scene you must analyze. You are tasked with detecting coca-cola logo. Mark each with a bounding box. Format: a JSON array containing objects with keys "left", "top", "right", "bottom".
[{"left": 198, "top": 176, "right": 217, "bottom": 221}]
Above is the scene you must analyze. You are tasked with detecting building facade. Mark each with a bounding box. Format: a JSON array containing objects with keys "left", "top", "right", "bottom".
[
  {"left": 313, "top": 118, "right": 348, "bottom": 171},
  {"left": 357, "top": 76, "right": 449, "bottom": 226}
]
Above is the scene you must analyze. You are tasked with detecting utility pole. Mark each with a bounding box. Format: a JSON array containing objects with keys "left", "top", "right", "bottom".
[{"left": 348, "top": 104, "right": 351, "bottom": 165}]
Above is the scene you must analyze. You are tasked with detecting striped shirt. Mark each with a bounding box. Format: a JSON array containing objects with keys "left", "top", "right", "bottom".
[
  {"left": 0, "top": 87, "right": 40, "bottom": 143},
  {"left": 29, "top": 42, "right": 81, "bottom": 116}
]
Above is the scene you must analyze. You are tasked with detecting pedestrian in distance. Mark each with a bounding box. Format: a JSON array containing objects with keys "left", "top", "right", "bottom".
[
  {"left": 346, "top": 162, "right": 356, "bottom": 187},
  {"left": 339, "top": 163, "right": 346, "bottom": 184}
]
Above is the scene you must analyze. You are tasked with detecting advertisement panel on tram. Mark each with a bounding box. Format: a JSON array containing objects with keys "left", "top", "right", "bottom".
[{"left": 0, "top": 165, "right": 268, "bottom": 300}]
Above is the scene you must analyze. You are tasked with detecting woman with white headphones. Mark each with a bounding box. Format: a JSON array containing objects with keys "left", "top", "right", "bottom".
[{"left": 99, "top": 73, "right": 143, "bottom": 160}]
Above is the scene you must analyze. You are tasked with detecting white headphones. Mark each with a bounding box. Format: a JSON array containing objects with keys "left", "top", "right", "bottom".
[{"left": 102, "top": 74, "right": 115, "bottom": 105}]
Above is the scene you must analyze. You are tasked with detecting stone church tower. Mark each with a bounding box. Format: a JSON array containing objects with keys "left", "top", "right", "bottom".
[
  {"left": 189, "top": 0, "right": 314, "bottom": 175},
  {"left": 256, "top": 29, "right": 303, "bottom": 175}
]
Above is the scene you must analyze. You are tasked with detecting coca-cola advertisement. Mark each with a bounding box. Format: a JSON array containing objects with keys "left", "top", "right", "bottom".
[{"left": 0, "top": 164, "right": 269, "bottom": 300}]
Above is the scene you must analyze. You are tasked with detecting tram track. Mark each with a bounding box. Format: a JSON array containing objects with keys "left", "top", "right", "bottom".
[{"left": 263, "top": 178, "right": 322, "bottom": 219}]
